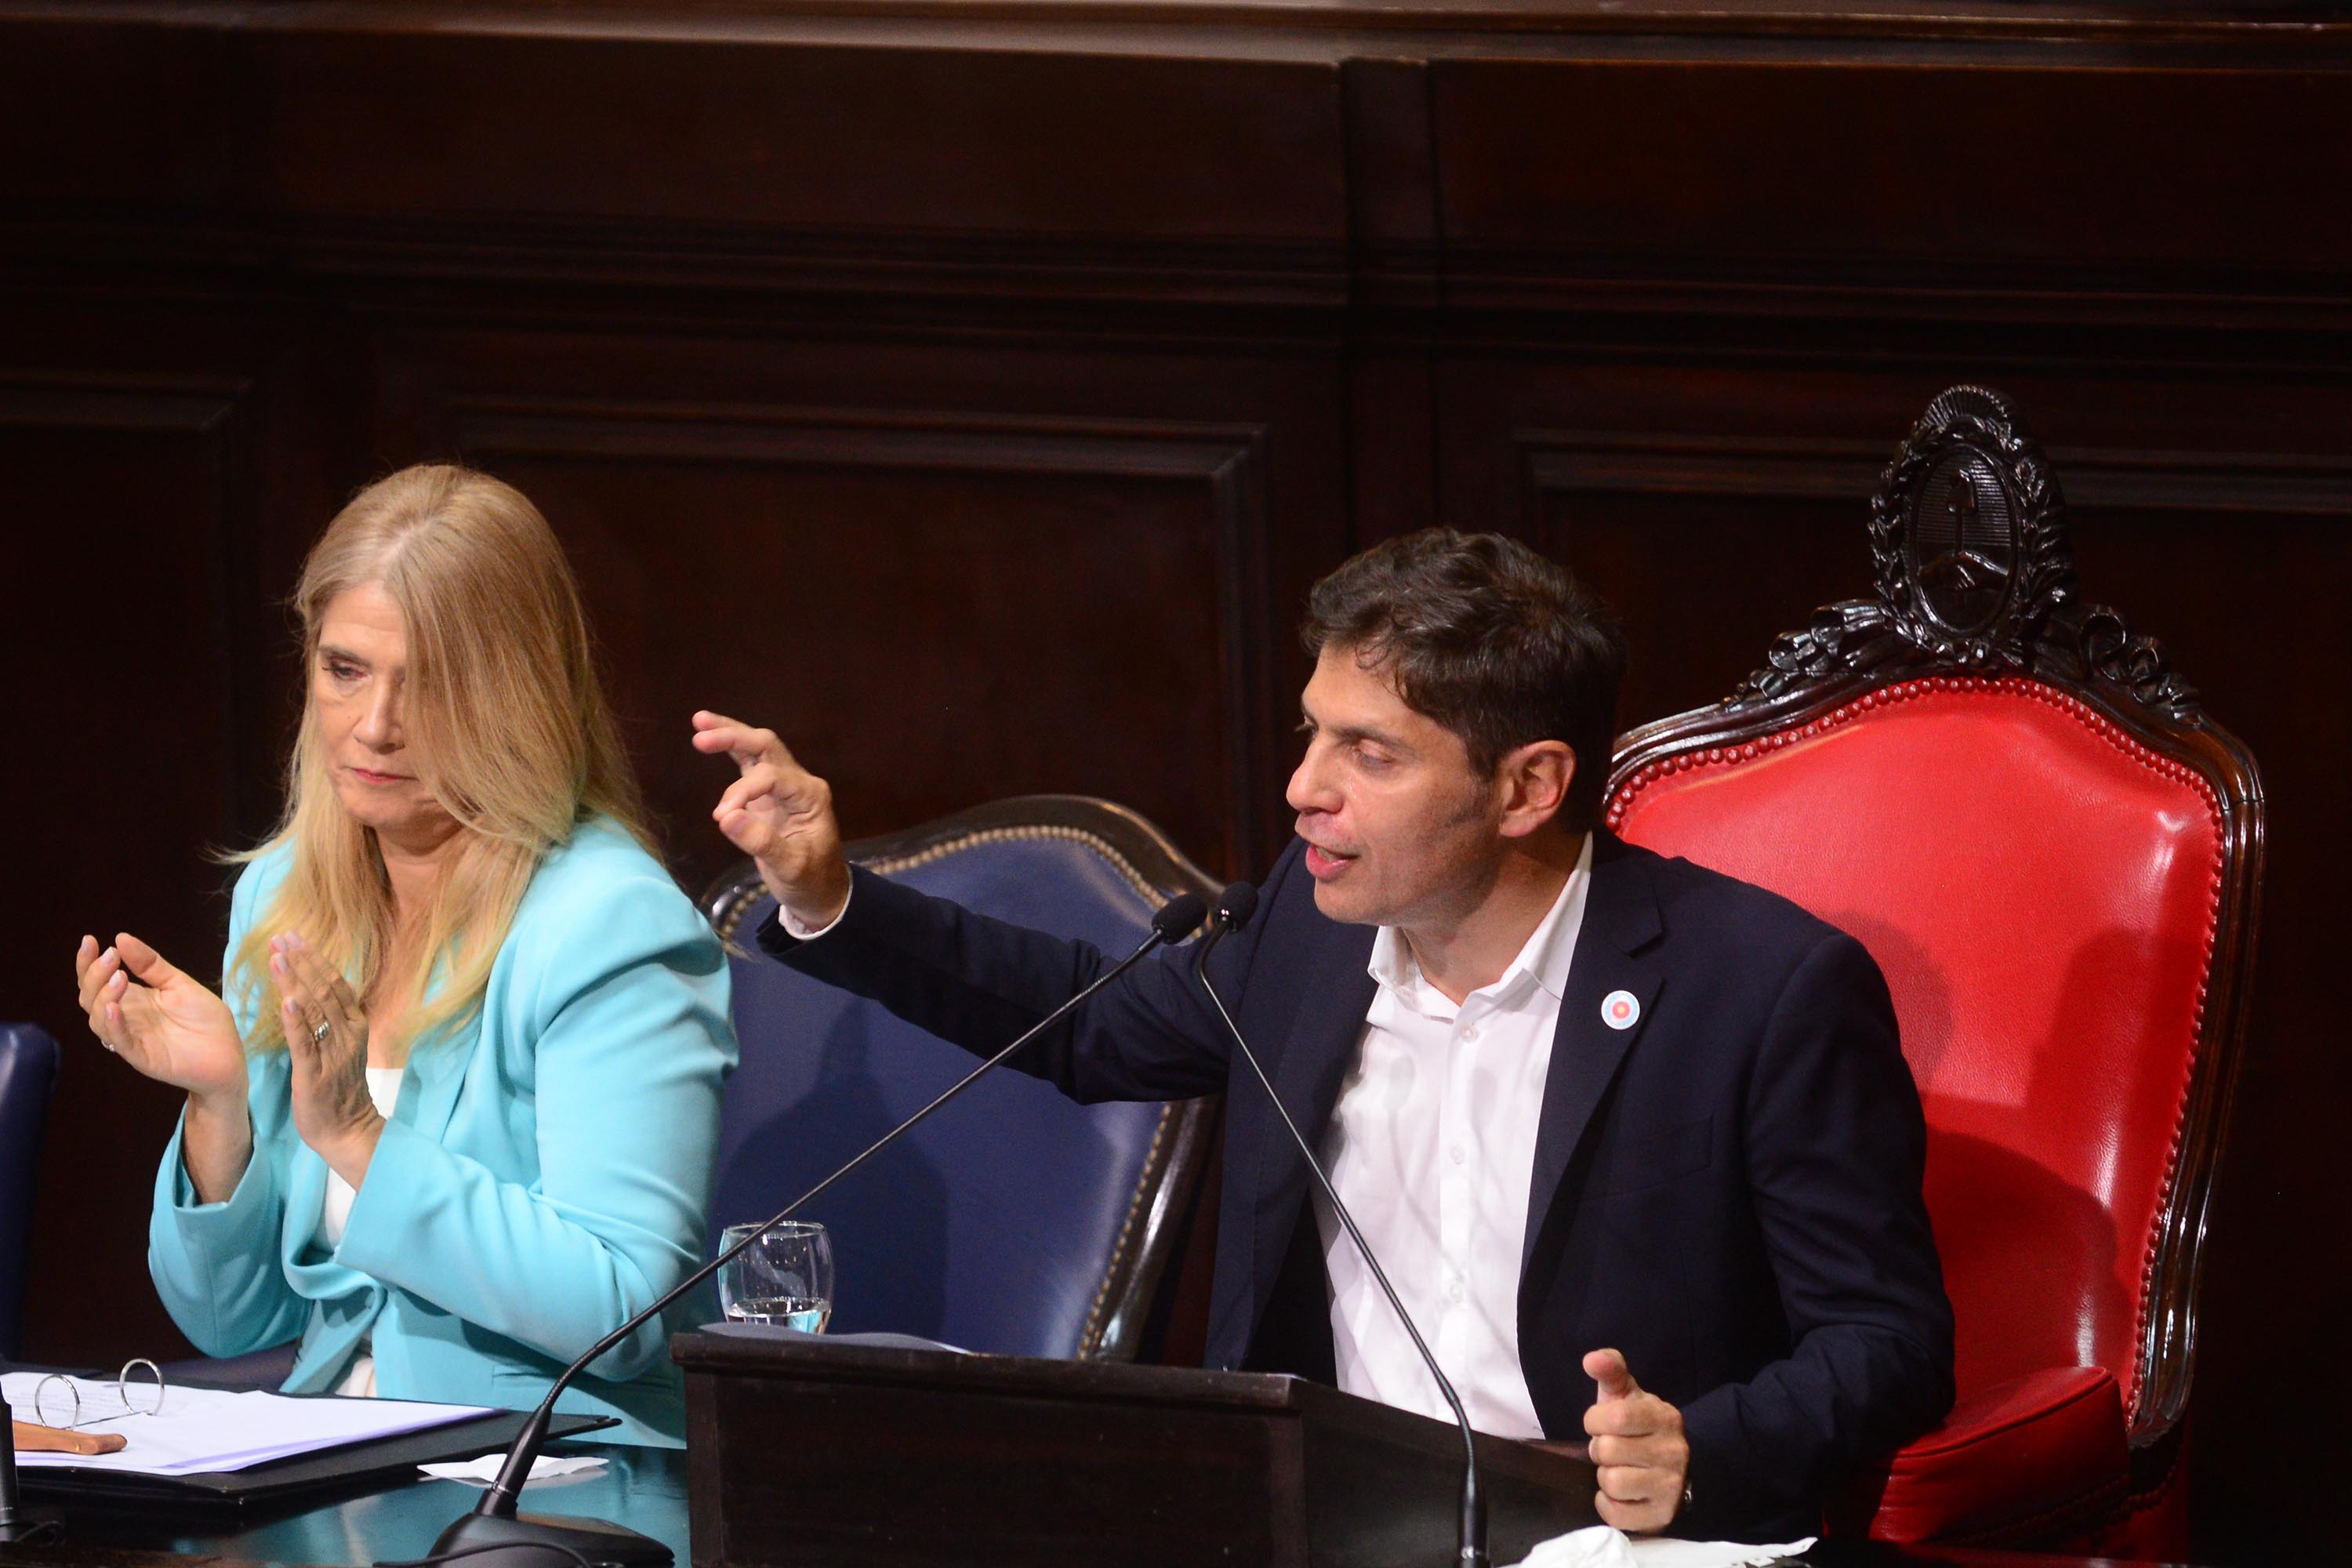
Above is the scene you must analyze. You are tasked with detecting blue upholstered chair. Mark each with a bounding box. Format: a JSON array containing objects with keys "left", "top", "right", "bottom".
[
  {"left": 703, "top": 796, "right": 1220, "bottom": 1361},
  {"left": 0, "top": 1022, "right": 61, "bottom": 1360}
]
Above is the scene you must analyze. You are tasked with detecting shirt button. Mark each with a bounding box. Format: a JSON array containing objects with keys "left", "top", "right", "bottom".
[
  {"left": 1450, "top": 1278, "right": 1467, "bottom": 1303},
  {"left": 1461, "top": 1024, "right": 1479, "bottom": 1042},
  {"left": 1450, "top": 1144, "right": 1466, "bottom": 1165}
]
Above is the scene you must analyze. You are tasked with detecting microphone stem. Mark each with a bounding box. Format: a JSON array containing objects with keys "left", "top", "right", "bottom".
[
  {"left": 1197, "top": 935, "right": 1490, "bottom": 1568},
  {"left": 1, "top": 1394, "right": 21, "bottom": 1533},
  {"left": 477, "top": 916, "right": 1183, "bottom": 1519}
]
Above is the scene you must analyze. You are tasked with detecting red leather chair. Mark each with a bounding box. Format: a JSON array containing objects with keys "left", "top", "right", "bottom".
[{"left": 1602, "top": 387, "right": 2263, "bottom": 1554}]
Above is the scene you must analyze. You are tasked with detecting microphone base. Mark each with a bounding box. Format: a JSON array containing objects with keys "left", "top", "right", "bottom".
[
  {"left": 0, "top": 1512, "right": 64, "bottom": 1546},
  {"left": 428, "top": 1506, "right": 673, "bottom": 1568}
]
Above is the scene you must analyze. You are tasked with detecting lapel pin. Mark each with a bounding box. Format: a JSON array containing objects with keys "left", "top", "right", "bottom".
[{"left": 1601, "top": 989, "right": 1640, "bottom": 1031}]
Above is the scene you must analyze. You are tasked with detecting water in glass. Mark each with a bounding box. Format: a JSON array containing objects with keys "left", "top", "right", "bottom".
[{"left": 717, "top": 1220, "right": 833, "bottom": 1333}]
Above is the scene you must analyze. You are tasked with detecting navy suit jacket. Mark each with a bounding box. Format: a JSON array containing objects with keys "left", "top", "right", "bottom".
[{"left": 761, "top": 829, "right": 1953, "bottom": 1540}]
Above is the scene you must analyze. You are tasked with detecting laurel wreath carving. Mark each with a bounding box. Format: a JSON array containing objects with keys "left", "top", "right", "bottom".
[
  {"left": 1730, "top": 603, "right": 1896, "bottom": 704},
  {"left": 1729, "top": 386, "right": 2200, "bottom": 725},
  {"left": 2079, "top": 605, "right": 2201, "bottom": 718}
]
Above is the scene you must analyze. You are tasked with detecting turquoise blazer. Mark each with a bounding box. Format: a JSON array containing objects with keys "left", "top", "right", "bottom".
[{"left": 148, "top": 817, "right": 737, "bottom": 1446}]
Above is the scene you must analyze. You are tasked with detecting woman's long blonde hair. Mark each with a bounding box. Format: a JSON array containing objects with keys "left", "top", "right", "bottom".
[{"left": 228, "top": 464, "right": 653, "bottom": 1053}]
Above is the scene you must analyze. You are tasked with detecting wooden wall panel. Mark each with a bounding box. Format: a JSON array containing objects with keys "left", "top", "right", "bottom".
[
  {"left": 1433, "top": 58, "right": 2352, "bottom": 281},
  {"left": 0, "top": 17, "right": 1352, "bottom": 308},
  {"left": 0, "top": 373, "right": 253, "bottom": 1366},
  {"left": 1508, "top": 431, "right": 1881, "bottom": 719},
  {"left": 450, "top": 397, "right": 1271, "bottom": 888},
  {"left": 360, "top": 319, "right": 1353, "bottom": 877},
  {"left": 252, "top": 36, "right": 1347, "bottom": 242}
]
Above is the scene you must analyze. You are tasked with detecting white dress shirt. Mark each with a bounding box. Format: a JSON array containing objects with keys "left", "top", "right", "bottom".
[
  {"left": 778, "top": 883, "right": 850, "bottom": 942},
  {"left": 317, "top": 1065, "right": 405, "bottom": 1398},
  {"left": 1312, "top": 834, "right": 1593, "bottom": 1437}
]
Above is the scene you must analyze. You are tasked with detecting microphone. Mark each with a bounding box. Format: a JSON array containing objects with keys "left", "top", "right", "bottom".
[
  {"left": 1195, "top": 881, "right": 1490, "bottom": 1568},
  {"left": 416, "top": 888, "right": 1210, "bottom": 1568},
  {"left": 2, "top": 1393, "right": 26, "bottom": 1542},
  {"left": 1, "top": 1391, "right": 60, "bottom": 1546}
]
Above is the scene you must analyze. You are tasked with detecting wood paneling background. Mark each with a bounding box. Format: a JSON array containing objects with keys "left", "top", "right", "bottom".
[{"left": 0, "top": 4, "right": 2343, "bottom": 1558}]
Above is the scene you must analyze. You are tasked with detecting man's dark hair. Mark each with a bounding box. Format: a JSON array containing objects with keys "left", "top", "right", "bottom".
[{"left": 1301, "top": 528, "right": 1629, "bottom": 833}]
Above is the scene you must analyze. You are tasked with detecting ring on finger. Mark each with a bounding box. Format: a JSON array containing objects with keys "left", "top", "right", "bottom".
[{"left": 310, "top": 1017, "right": 332, "bottom": 1044}]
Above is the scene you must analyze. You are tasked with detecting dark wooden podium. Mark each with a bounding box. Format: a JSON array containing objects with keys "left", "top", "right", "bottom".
[{"left": 675, "top": 1332, "right": 1596, "bottom": 1567}]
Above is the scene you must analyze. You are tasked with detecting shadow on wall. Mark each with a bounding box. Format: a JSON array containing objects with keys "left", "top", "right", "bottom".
[{"left": 708, "top": 1004, "right": 951, "bottom": 1342}]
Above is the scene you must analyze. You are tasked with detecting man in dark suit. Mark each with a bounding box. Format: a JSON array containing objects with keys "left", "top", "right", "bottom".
[{"left": 693, "top": 529, "right": 1952, "bottom": 1541}]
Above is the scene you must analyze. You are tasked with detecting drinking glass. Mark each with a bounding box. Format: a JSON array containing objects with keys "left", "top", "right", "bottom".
[{"left": 717, "top": 1221, "right": 834, "bottom": 1332}]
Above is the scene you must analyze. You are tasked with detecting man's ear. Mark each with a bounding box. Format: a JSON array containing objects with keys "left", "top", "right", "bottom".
[{"left": 1495, "top": 740, "right": 1577, "bottom": 838}]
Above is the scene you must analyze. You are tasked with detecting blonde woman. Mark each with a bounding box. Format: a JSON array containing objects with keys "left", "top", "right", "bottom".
[{"left": 68, "top": 466, "right": 735, "bottom": 1446}]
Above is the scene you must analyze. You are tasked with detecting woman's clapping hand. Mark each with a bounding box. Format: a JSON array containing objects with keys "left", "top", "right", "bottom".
[
  {"left": 269, "top": 932, "right": 384, "bottom": 1183},
  {"left": 74, "top": 927, "right": 387, "bottom": 1190},
  {"left": 76, "top": 931, "right": 256, "bottom": 1202},
  {"left": 74, "top": 932, "right": 248, "bottom": 1105}
]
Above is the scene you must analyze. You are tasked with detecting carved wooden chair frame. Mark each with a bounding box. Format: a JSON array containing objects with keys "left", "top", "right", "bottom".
[
  {"left": 1602, "top": 387, "right": 2266, "bottom": 1501},
  {"left": 704, "top": 793, "right": 1221, "bottom": 1363}
]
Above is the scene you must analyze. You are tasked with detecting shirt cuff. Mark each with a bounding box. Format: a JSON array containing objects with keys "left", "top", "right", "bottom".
[{"left": 777, "top": 878, "right": 853, "bottom": 942}]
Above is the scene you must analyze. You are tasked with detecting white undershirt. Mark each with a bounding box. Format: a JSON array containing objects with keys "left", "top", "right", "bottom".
[
  {"left": 318, "top": 1065, "right": 405, "bottom": 1399},
  {"left": 1314, "top": 834, "right": 1592, "bottom": 1438}
]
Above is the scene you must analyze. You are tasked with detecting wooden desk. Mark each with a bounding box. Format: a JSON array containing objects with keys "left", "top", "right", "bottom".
[
  {"left": 0, "top": 1439, "right": 688, "bottom": 1566},
  {"left": 0, "top": 1439, "right": 2208, "bottom": 1568}
]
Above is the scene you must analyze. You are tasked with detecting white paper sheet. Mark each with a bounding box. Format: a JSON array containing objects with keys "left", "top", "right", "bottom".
[{"left": 3, "top": 1371, "right": 494, "bottom": 1476}]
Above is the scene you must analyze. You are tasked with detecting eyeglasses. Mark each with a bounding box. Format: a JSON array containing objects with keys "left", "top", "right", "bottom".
[{"left": 27, "top": 1359, "right": 168, "bottom": 1430}]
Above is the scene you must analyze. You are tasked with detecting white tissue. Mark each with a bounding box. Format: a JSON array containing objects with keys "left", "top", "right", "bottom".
[
  {"left": 419, "top": 1454, "right": 608, "bottom": 1484},
  {"left": 1511, "top": 1526, "right": 1817, "bottom": 1568},
  {"left": 1512, "top": 1526, "right": 1639, "bottom": 1568}
]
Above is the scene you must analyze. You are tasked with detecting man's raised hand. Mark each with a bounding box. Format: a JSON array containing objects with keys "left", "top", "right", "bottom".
[
  {"left": 1582, "top": 1347, "right": 1690, "bottom": 1534},
  {"left": 691, "top": 711, "right": 852, "bottom": 930}
]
